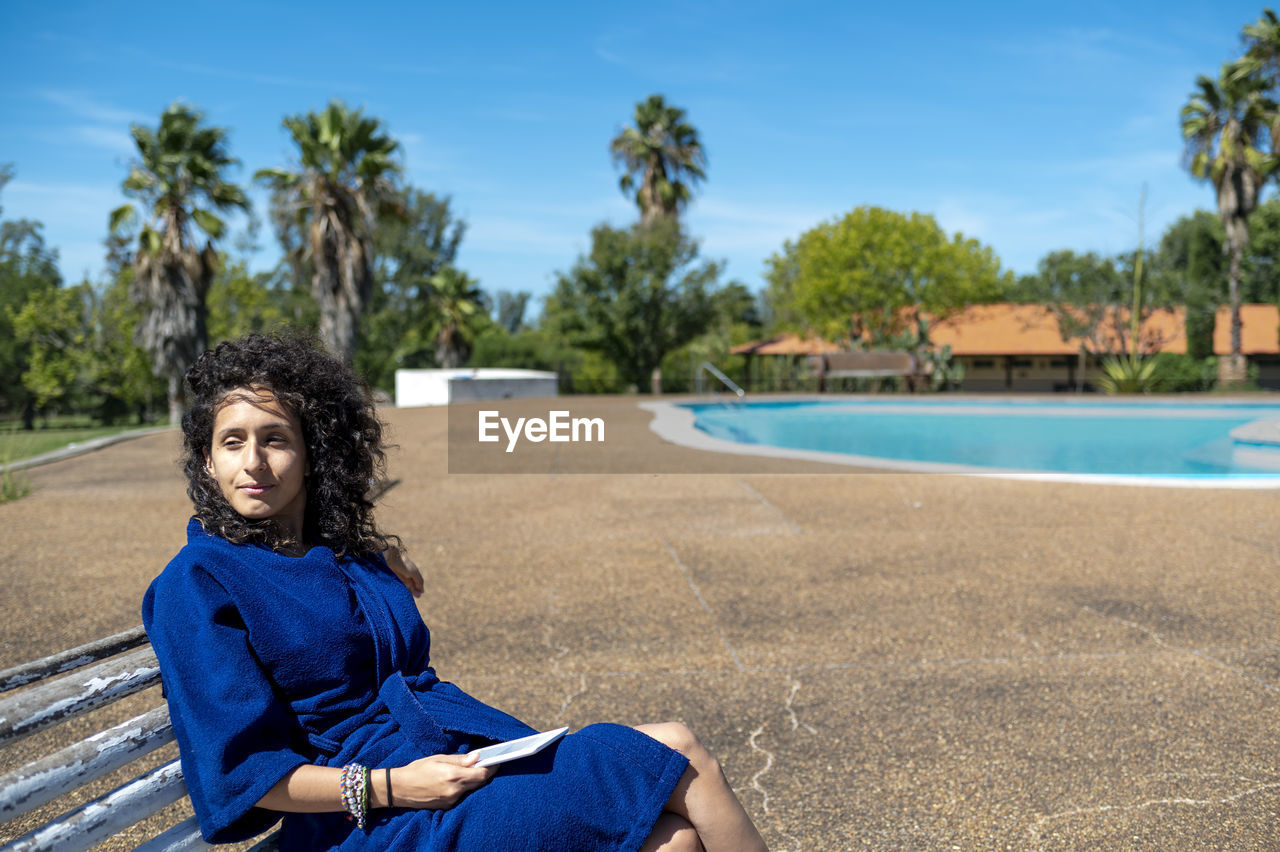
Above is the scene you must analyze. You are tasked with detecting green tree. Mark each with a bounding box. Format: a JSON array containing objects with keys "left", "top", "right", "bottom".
[
  {"left": 0, "top": 166, "right": 63, "bottom": 428},
  {"left": 493, "top": 290, "right": 531, "bottom": 335},
  {"left": 764, "top": 206, "right": 1010, "bottom": 344},
  {"left": 1152, "top": 211, "right": 1225, "bottom": 359},
  {"left": 469, "top": 328, "right": 620, "bottom": 393},
  {"left": 659, "top": 284, "right": 762, "bottom": 394},
  {"left": 1181, "top": 65, "right": 1277, "bottom": 384},
  {"left": 109, "top": 103, "right": 249, "bottom": 423},
  {"left": 356, "top": 188, "right": 465, "bottom": 388},
  {"left": 610, "top": 95, "right": 707, "bottom": 224},
  {"left": 88, "top": 270, "right": 163, "bottom": 424},
  {"left": 429, "top": 267, "right": 488, "bottom": 368},
  {"left": 206, "top": 258, "right": 299, "bottom": 344},
  {"left": 257, "top": 100, "right": 402, "bottom": 365},
  {"left": 10, "top": 282, "right": 92, "bottom": 416},
  {"left": 1236, "top": 8, "right": 1280, "bottom": 87},
  {"left": 546, "top": 220, "right": 721, "bottom": 393},
  {"left": 1242, "top": 196, "right": 1280, "bottom": 303}
]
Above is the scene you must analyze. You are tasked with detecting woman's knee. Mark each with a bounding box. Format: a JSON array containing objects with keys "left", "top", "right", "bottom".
[{"left": 636, "top": 722, "right": 719, "bottom": 772}]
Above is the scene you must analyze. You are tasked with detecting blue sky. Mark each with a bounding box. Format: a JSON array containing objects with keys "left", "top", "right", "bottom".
[{"left": 0, "top": 1, "right": 1269, "bottom": 307}]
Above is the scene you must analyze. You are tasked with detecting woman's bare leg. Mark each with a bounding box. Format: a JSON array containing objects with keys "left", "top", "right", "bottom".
[
  {"left": 636, "top": 722, "right": 768, "bottom": 852},
  {"left": 639, "top": 813, "right": 704, "bottom": 852}
]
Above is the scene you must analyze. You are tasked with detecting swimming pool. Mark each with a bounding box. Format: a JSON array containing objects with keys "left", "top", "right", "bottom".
[{"left": 667, "top": 399, "right": 1280, "bottom": 484}]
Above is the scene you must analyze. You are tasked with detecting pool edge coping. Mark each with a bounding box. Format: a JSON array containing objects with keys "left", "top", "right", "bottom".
[{"left": 638, "top": 400, "right": 1280, "bottom": 489}]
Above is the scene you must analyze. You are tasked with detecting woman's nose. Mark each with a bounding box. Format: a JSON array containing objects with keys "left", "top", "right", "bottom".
[{"left": 244, "top": 442, "right": 268, "bottom": 470}]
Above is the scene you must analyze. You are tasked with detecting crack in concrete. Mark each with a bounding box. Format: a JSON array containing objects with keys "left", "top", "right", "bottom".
[
  {"left": 554, "top": 673, "right": 588, "bottom": 722},
  {"left": 735, "top": 479, "right": 803, "bottom": 534},
  {"left": 1080, "top": 605, "right": 1172, "bottom": 648},
  {"left": 1139, "top": 771, "right": 1273, "bottom": 784},
  {"left": 784, "top": 676, "right": 817, "bottom": 735},
  {"left": 542, "top": 623, "right": 570, "bottom": 675},
  {"left": 1028, "top": 781, "right": 1280, "bottom": 840},
  {"left": 747, "top": 723, "right": 774, "bottom": 815},
  {"left": 463, "top": 641, "right": 1280, "bottom": 683},
  {"left": 1082, "top": 605, "right": 1280, "bottom": 694},
  {"left": 662, "top": 537, "right": 746, "bottom": 671},
  {"left": 542, "top": 623, "right": 589, "bottom": 722}
]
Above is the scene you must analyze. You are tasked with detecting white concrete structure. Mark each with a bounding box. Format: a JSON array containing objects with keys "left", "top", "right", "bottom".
[{"left": 394, "top": 368, "right": 558, "bottom": 407}]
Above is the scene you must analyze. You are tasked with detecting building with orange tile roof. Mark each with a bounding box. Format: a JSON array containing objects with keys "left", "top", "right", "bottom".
[
  {"left": 929, "top": 303, "right": 1185, "bottom": 356},
  {"left": 927, "top": 303, "right": 1186, "bottom": 391},
  {"left": 728, "top": 303, "right": 1280, "bottom": 391}
]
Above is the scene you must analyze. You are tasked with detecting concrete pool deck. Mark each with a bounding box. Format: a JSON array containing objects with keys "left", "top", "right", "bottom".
[{"left": 2, "top": 395, "right": 1280, "bottom": 849}]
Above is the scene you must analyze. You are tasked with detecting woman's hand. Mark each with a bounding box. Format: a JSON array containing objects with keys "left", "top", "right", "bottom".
[
  {"left": 389, "top": 753, "right": 494, "bottom": 809},
  {"left": 384, "top": 547, "right": 424, "bottom": 598}
]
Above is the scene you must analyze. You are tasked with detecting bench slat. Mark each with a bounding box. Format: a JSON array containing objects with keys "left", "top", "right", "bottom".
[
  {"left": 0, "top": 706, "right": 173, "bottom": 822},
  {"left": 0, "top": 628, "right": 149, "bottom": 694},
  {"left": 246, "top": 829, "right": 283, "bottom": 851},
  {"left": 0, "top": 759, "right": 187, "bottom": 852},
  {"left": 130, "top": 817, "right": 281, "bottom": 852},
  {"left": 130, "top": 816, "right": 210, "bottom": 852},
  {"left": 0, "top": 647, "right": 161, "bottom": 747}
]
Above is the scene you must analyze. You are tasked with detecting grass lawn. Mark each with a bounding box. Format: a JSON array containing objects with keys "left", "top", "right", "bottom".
[{"left": 0, "top": 422, "right": 163, "bottom": 464}]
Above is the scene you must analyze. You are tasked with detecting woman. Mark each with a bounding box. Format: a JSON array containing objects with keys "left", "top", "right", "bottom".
[{"left": 143, "top": 333, "right": 767, "bottom": 851}]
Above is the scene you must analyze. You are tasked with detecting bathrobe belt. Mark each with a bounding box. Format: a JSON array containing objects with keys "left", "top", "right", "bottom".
[{"left": 302, "top": 669, "right": 453, "bottom": 760}]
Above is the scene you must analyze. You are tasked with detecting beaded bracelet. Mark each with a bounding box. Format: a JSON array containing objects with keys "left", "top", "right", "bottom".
[{"left": 339, "top": 763, "right": 368, "bottom": 829}]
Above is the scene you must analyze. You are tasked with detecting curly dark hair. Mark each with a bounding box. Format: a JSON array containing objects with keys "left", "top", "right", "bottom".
[{"left": 181, "top": 332, "right": 397, "bottom": 557}]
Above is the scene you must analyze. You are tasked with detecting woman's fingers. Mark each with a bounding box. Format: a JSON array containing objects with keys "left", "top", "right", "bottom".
[
  {"left": 385, "top": 548, "right": 425, "bottom": 597},
  {"left": 396, "top": 754, "right": 495, "bottom": 809},
  {"left": 397, "top": 555, "right": 425, "bottom": 596}
]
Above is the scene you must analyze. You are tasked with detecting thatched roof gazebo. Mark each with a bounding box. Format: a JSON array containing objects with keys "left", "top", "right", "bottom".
[{"left": 729, "top": 333, "right": 842, "bottom": 357}]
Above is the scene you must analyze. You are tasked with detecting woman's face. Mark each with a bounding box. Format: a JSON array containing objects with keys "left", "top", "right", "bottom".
[{"left": 205, "top": 387, "right": 308, "bottom": 541}]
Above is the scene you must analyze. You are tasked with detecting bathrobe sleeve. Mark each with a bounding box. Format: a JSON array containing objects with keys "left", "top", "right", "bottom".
[{"left": 143, "top": 559, "right": 311, "bottom": 843}]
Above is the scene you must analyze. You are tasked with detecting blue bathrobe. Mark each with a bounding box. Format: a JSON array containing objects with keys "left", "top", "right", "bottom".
[{"left": 142, "top": 519, "right": 688, "bottom": 850}]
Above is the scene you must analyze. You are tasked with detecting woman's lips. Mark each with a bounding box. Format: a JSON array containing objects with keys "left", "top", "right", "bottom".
[{"left": 238, "top": 483, "right": 274, "bottom": 496}]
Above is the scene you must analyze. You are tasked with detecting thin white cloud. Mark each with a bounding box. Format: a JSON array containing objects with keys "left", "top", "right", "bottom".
[
  {"left": 1053, "top": 149, "right": 1181, "bottom": 180},
  {"left": 591, "top": 30, "right": 769, "bottom": 83},
  {"left": 146, "top": 59, "right": 363, "bottom": 92},
  {"left": 396, "top": 132, "right": 453, "bottom": 175},
  {"left": 37, "top": 89, "right": 150, "bottom": 125},
  {"left": 73, "top": 126, "right": 136, "bottom": 156},
  {"left": 998, "top": 26, "right": 1184, "bottom": 65}
]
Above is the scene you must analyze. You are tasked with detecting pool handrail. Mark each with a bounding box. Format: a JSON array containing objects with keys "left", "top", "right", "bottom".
[{"left": 696, "top": 362, "right": 746, "bottom": 404}]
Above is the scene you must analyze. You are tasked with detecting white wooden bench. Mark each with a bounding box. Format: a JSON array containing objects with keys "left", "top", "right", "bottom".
[{"left": 0, "top": 627, "right": 279, "bottom": 851}]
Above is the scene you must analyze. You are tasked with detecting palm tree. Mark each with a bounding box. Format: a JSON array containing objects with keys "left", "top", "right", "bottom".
[
  {"left": 429, "top": 267, "right": 485, "bottom": 368},
  {"left": 256, "top": 101, "right": 401, "bottom": 364},
  {"left": 1181, "top": 65, "right": 1278, "bottom": 385},
  {"left": 109, "top": 103, "right": 248, "bottom": 423},
  {"left": 1236, "top": 8, "right": 1280, "bottom": 86},
  {"left": 610, "top": 95, "right": 707, "bottom": 225}
]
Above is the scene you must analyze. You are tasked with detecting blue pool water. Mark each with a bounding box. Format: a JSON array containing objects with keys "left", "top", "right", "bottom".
[{"left": 684, "top": 400, "right": 1280, "bottom": 478}]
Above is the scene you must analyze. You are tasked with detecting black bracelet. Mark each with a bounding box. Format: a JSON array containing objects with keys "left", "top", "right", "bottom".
[{"left": 385, "top": 766, "right": 393, "bottom": 808}]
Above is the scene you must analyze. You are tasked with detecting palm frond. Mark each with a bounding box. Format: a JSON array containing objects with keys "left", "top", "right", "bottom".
[
  {"left": 191, "top": 208, "right": 225, "bottom": 239},
  {"left": 108, "top": 204, "right": 137, "bottom": 235}
]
